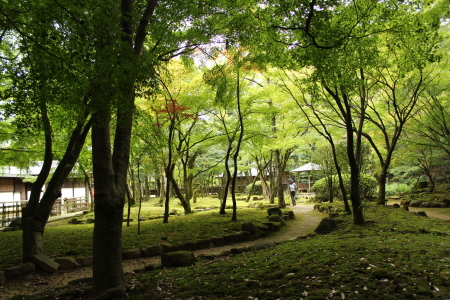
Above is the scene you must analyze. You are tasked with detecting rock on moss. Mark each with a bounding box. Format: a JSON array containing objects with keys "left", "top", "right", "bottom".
[
  {"left": 161, "top": 251, "right": 196, "bottom": 268},
  {"left": 314, "top": 218, "right": 337, "bottom": 234}
]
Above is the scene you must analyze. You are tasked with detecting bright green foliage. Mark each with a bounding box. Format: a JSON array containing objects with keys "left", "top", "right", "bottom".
[
  {"left": 313, "top": 174, "right": 378, "bottom": 201},
  {"left": 385, "top": 183, "right": 413, "bottom": 196}
]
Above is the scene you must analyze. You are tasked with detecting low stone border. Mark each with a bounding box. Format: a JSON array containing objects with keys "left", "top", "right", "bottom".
[{"left": 0, "top": 208, "right": 296, "bottom": 286}]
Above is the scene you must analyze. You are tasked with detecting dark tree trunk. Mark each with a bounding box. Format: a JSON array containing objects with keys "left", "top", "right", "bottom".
[
  {"left": 275, "top": 149, "right": 286, "bottom": 208},
  {"left": 22, "top": 109, "right": 91, "bottom": 262},
  {"left": 230, "top": 68, "right": 244, "bottom": 221},
  {"left": 219, "top": 145, "right": 233, "bottom": 214},
  {"left": 22, "top": 99, "right": 53, "bottom": 262},
  {"left": 170, "top": 173, "right": 192, "bottom": 214}
]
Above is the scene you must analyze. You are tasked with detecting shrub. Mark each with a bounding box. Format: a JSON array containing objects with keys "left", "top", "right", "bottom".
[
  {"left": 313, "top": 174, "right": 378, "bottom": 201},
  {"left": 385, "top": 182, "right": 413, "bottom": 196},
  {"left": 245, "top": 181, "right": 267, "bottom": 196}
]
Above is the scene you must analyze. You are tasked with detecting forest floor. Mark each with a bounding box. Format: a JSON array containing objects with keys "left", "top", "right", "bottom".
[
  {"left": 0, "top": 204, "right": 323, "bottom": 300},
  {"left": 2, "top": 201, "right": 450, "bottom": 300}
]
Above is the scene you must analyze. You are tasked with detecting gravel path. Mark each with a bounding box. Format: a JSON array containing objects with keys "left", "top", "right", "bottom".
[{"left": 0, "top": 204, "right": 323, "bottom": 300}]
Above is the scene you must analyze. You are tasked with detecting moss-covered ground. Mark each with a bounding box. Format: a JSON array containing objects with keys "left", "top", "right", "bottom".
[
  {"left": 129, "top": 204, "right": 450, "bottom": 299},
  {"left": 0, "top": 196, "right": 273, "bottom": 270},
  {"left": 2, "top": 189, "right": 450, "bottom": 300}
]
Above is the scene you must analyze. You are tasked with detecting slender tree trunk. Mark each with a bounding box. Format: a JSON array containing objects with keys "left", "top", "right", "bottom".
[
  {"left": 22, "top": 98, "right": 53, "bottom": 261},
  {"left": 170, "top": 173, "right": 192, "bottom": 214},
  {"left": 275, "top": 149, "right": 286, "bottom": 208},
  {"left": 220, "top": 145, "right": 233, "bottom": 214},
  {"left": 245, "top": 172, "right": 259, "bottom": 202},
  {"left": 23, "top": 113, "right": 91, "bottom": 261}
]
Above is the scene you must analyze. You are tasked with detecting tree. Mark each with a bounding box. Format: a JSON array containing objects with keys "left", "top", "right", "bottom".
[
  {"left": 269, "top": 0, "right": 446, "bottom": 224},
  {"left": 1, "top": 1, "right": 93, "bottom": 261}
]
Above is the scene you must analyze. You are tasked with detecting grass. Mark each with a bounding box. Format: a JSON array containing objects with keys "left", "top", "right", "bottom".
[
  {"left": 2, "top": 192, "right": 450, "bottom": 299},
  {"left": 0, "top": 195, "right": 278, "bottom": 270},
  {"left": 129, "top": 204, "right": 450, "bottom": 300}
]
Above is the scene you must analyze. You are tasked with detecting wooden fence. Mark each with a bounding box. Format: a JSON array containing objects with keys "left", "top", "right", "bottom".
[{"left": 1, "top": 196, "right": 90, "bottom": 227}]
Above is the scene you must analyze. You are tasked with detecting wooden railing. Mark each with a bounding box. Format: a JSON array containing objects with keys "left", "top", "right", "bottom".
[
  {"left": 1, "top": 201, "right": 27, "bottom": 227},
  {"left": 1, "top": 196, "right": 90, "bottom": 227},
  {"left": 62, "top": 196, "right": 90, "bottom": 213}
]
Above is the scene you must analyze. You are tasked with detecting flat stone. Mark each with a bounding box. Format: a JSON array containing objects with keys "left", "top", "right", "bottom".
[
  {"left": 77, "top": 256, "right": 93, "bottom": 267},
  {"left": 141, "top": 245, "right": 162, "bottom": 258},
  {"left": 161, "top": 251, "right": 196, "bottom": 268},
  {"left": 5, "top": 262, "right": 36, "bottom": 279},
  {"left": 122, "top": 249, "right": 142, "bottom": 260},
  {"left": 55, "top": 257, "right": 80, "bottom": 270},
  {"left": 31, "top": 253, "right": 59, "bottom": 273}
]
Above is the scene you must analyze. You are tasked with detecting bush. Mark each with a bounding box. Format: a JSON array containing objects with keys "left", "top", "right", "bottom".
[
  {"left": 385, "top": 183, "right": 413, "bottom": 196},
  {"left": 313, "top": 174, "right": 378, "bottom": 201},
  {"left": 245, "top": 181, "right": 266, "bottom": 196}
]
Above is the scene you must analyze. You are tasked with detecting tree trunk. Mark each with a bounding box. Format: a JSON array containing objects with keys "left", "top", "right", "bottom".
[
  {"left": 22, "top": 98, "right": 53, "bottom": 262},
  {"left": 220, "top": 145, "right": 233, "bottom": 214},
  {"left": 230, "top": 67, "right": 244, "bottom": 221},
  {"left": 23, "top": 113, "right": 91, "bottom": 261},
  {"left": 275, "top": 149, "right": 286, "bottom": 208},
  {"left": 170, "top": 174, "right": 192, "bottom": 214},
  {"left": 245, "top": 172, "right": 259, "bottom": 202}
]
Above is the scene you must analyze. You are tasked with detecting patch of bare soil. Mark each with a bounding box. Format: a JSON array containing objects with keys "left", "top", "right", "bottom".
[
  {"left": 408, "top": 208, "right": 450, "bottom": 220},
  {"left": 0, "top": 205, "right": 323, "bottom": 300}
]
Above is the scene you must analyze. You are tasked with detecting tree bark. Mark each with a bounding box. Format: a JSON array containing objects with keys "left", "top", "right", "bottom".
[{"left": 22, "top": 110, "right": 92, "bottom": 261}]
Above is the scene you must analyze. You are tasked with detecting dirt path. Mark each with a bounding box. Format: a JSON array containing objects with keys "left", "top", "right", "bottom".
[
  {"left": 408, "top": 208, "right": 450, "bottom": 220},
  {"left": 0, "top": 204, "right": 323, "bottom": 300}
]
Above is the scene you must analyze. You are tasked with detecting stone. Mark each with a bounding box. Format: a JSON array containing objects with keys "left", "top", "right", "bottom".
[
  {"left": 416, "top": 211, "right": 428, "bottom": 217},
  {"left": 55, "top": 257, "right": 80, "bottom": 270},
  {"left": 211, "top": 236, "right": 226, "bottom": 246},
  {"left": 161, "top": 243, "right": 189, "bottom": 253},
  {"left": 189, "top": 239, "right": 213, "bottom": 250},
  {"left": 241, "top": 222, "right": 257, "bottom": 235},
  {"left": 8, "top": 217, "right": 22, "bottom": 227},
  {"left": 421, "top": 202, "right": 431, "bottom": 208},
  {"left": 392, "top": 203, "right": 400, "bottom": 208},
  {"left": 141, "top": 245, "right": 162, "bottom": 258},
  {"left": 267, "top": 207, "right": 282, "bottom": 217},
  {"left": 253, "top": 241, "right": 276, "bottom": 250},
  {"left": 6, "top": 262, "right": 36, "bottom": 279},
  {"left": 400, "top": 200, "right": 411, "bottom": 206},
  {"left": 0, "top": 271, "right": 6, "bottom": 285},
  {"left": 430, "top": 202, "right": 442, "bottom": 208},
  {"left": 31, "top": 253, "right": 59, "bottom": 273},
  {"left": 122, "top": 249, "right": 142, "bottom": 260},
  {"left": 161, "top": 251, "right": 196, "bottom": 268},
  {"left": 314, "top": 218, "right": 337, "bottom": 234},
  {"left": 77, "top": 256, "right": 93, "bottom": 267},
  {"left": 262, "top": 222, "right": 281, "bottom": 232},
  {"left": 86, "top": 218, "right": 95, "bottom": 224},
  {"left": 144, "top": 264, "right": 163, "bottom": 271},
  {"left": 268, "top": 214, "right": 286, "bottom": 226},
  {"left": 284, "top": 211, "right": 295, "bottom": 219},
  {"left": 409, "top": 200, "right": 424, "bottom": 207},
  {"left": 223, "top": 231, "right": 252, "bottom": 244}
]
